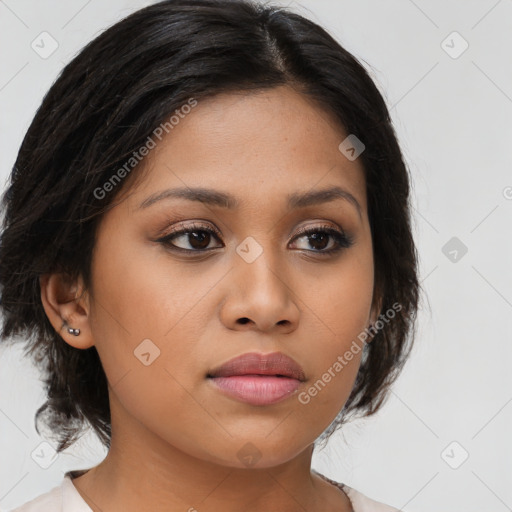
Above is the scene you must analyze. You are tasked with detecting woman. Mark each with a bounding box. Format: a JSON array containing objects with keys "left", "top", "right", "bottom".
[{"left": 0, "top": 0, "right": 420, "bottom": 510}]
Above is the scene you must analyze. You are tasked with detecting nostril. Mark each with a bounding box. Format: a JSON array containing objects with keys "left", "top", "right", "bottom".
[{"left": 238, "top": 318, "right": 250, "bottom": 324}]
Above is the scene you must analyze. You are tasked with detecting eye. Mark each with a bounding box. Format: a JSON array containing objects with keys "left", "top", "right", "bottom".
[
  {"left": 156, "top": 222, "right": 354, "bottom": 256},
  {"left": 289, "top": 224, "right": 354, "bottom": 255},
  {"left": 156, "top": 222, "right": 223, "bottom": 253}
]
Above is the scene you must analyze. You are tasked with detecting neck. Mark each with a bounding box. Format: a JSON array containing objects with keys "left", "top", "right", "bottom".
[{"left": 71, "top": 392, "right": 351, "bottom": 511}]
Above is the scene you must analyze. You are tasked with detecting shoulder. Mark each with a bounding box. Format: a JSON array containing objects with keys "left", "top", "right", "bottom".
[
  {"left": 8, "top": 481, "right": 63, "bottom": 512},
  {"left": 7, "top": 475, "right": 92, "bottom": 512},
  {"left": 314, "top": 471, "right": 403, "bottom": 512},
  {"left": 343, "top": 484, "right": 403, "bottom": 512}
]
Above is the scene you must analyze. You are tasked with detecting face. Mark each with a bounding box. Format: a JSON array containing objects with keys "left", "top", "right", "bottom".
[{"left": 83, "top": 85, "right": 376, "bottom": 468}]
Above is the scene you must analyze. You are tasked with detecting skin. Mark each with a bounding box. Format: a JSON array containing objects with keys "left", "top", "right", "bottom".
[{"left": 40, "top": 85, "right": 379, "bottom": 512}]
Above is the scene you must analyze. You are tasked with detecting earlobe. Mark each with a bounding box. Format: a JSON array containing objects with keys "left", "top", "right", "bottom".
[{"left": 39, "top": 273, "right": 95, "bottom": 349}]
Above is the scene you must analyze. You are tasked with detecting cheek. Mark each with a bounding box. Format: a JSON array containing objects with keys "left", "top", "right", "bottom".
[
  {"left": 86, "top": 223, "right": 166, "bottom": 384},
  {"left": 87, "top": 236, "right": 220, "bottom": 454},
  {"left": 309, "top": 242, "right": 374, "bottom": 347},
  {"left": 91, "top": 226, "right": 219, "bottom": 337},
  {"left": 296, "top": 247, "right": 373, "bottom": 409},
  {"left": 87, "top": 223, "right": 221, "bottom": 397}
]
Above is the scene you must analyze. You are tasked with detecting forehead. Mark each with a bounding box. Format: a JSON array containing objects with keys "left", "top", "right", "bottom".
[{"left": 124, "top": 85, "right": 367, "bottom": 214}]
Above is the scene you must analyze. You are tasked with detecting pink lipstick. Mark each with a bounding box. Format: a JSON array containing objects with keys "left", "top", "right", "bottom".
[{"left": 207, "top": 351, "right": 306, "bottom": 406}]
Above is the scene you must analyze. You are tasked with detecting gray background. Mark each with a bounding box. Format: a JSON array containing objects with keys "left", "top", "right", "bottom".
[{"left": 1, "top": 1, "right": 511, "bottom": 510}]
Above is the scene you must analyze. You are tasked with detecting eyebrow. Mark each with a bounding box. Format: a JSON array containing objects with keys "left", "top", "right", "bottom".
[{"left": 139, "top": 185, "right": 362, "bottom": 217}]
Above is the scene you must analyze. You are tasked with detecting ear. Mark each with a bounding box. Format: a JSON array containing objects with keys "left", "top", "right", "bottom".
[{"left": 39, "top": 273, "right": 94, "bottom": 349}]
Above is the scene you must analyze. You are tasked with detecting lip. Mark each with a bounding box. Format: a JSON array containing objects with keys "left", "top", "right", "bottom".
[{"left": 207, "top": 351, "right": 306, "bottom": 406}]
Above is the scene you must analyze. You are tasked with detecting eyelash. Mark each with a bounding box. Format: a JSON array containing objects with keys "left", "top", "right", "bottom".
[{"left": 156, "top": 222, "right": 354, "bottom": 257}]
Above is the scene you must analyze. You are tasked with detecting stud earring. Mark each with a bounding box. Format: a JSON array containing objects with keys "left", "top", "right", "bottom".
[{"left": 63, "top": 320, "right": 80, "bottom": 336}]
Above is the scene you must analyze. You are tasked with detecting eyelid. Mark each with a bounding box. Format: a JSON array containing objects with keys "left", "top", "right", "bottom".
[
  {"left": 290, "top": 223, "right": 354, "bottom": 251},
  {"left": 293, "top": 222, "right": 343, "bottom": 237},
  {"left": 157, "top": 220, "right": 345, "bottom": 242},
  {"left": 155, "top": 219, "right": 354, "bottom": 256},
  {"left": 161, "top": 221, "right": 223, "bottom": 240}
]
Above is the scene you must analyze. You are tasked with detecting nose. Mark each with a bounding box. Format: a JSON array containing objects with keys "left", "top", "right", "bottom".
[{"left": 219, "top": 247, "right": 300, "bottom": 334}]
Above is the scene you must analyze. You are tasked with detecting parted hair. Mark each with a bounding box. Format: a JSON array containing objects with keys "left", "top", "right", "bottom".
[{"left": 0, "top": 0, "right": 420, "bottom": 452}]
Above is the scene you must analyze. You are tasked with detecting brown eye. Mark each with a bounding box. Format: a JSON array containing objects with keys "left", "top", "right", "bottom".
[
  {"left": 157, "top": 223, "right": 223, "bottom": 253},
  {"left": 290, "top": 225, "right": 354, "bottom": 255},
  {"left": 156, "top": 222, "right": 353, "bottom": 257}
]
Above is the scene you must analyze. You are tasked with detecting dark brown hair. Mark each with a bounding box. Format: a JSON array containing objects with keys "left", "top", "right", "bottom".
[{"left": 0, "top": 0, "right": 420, "bottom": 452}]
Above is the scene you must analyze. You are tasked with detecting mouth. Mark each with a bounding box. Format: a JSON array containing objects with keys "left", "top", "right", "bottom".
[{"left": 206, "top": 351, "right": 306, "bottom": 406}]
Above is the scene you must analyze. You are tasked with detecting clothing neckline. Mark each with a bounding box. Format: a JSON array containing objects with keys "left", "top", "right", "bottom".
[
  {"left": 65, "top": 469, "right": 90, "bottom": 479},
  {"left": 64, "top": 468, "right": 355, "bottom": 511},
  {"left": 313, "top": 470, "right": 355, "bottom": 511}
]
